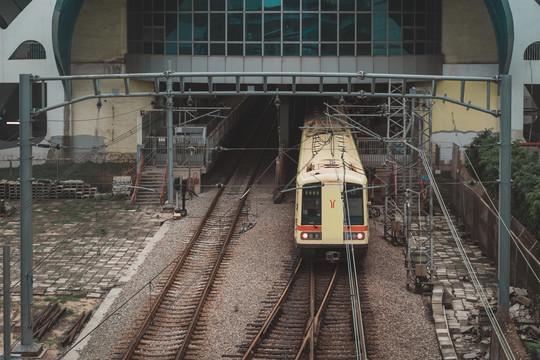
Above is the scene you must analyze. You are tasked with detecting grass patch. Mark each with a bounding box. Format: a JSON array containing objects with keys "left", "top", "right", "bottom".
[
  {"left": 58, "top": 293, "right": 87, "bottom": 304},
  {"left": 526, "top": 342, "right": 540, "bottom": 359}
]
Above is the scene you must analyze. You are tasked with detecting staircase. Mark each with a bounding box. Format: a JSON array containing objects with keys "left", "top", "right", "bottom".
[{"left": 135, "top": 167, "right": 166, "bottom": 205}]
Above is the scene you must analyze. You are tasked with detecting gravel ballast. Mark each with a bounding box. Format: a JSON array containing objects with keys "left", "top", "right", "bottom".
[{"left": 67, "top": 175, "right": 441, "bottom": 359}]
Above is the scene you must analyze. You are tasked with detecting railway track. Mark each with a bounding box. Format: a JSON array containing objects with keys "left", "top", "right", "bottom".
[
  {"left": 118, "top": 98, "right": 276, "bottom": 360},
  {"left": 239, "top": 257, "right": 379, "bottom": 360}
]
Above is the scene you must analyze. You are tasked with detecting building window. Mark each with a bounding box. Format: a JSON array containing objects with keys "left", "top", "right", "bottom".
[
  {"left": 127, "top": 0, "right": 441, "bottom": 57},
  {"left": 8, "top": 41, "right": 46, "bottom": 60},
  {"left": 524, "top": 42, "right": 540, "bottom": 60}
]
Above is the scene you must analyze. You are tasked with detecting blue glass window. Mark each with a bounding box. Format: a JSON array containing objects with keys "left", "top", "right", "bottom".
[
  {"left": 246, "top": 43, "right": 262, "bottom": 55},
  {"left": 388, "top": 13, "right": 401, "bottom": 41},
  {"left": 321, "top": 43, "right": 337, "bottom": 56},
  {"left": 389, "top": 0, "right": 401, "bottom": 11},
  {"left": 283, "top": 13, "right": 300, "bottom": 41},
  {"left": 340, "top": 43, "right": 355, "bottom": 55},
  {"left": 264, "top": 43, "right": 281, "bottom": 56},
  {"left": 211, "top": 0, "right": 226, "bottom": 11},
  {"left": 373, "top": 13, "right": 386, "bottom": 41},
  {"left": 246, "top": 0, "right": 262, "bottom": 10},
  {"left": 357, "top": 14, "right": 371, "bottom": 41},
  {"left": 373, "top": 43, "right": 386, "bottom": 55},
  {"left": 179, "top": 14, "right": 192, "bottom": 41},
  {"left": 165, "top": 42, "right": 178, "bottom": 54},
  {"left": 357, "top": 43, "right": 371, "bottom": 55},
  {"left": 194, "top": 14, "right": 208, "bottom": 41},
  {"left": 228, "top": 13, "right": 243, "bottom": 41},
  {"left": 179, "top": 43, "right": 192, "bottom": 55},
  {"left": 246, "top": 13, "right": 262, "bottom": 41},
  {"left": 166, "top": 14, "right": 177, "bottom": 41},
  {"left": 265, "top": 0, "right": 281, "bottom": 11},
  {"left": 228, "top": 0, "right": 243, "bottom": 11},
  {"left": 302, "top": 43, "right": 318, "bottom": 56},
  {"left": 179, "top": 0, "right": 191, "bottom": 11},
  {"left": 302, "top": 13, "right": 318, "bottom": 41},
  {"left": 283, "top": 43, "right": 300, "bottom": 55},
  {"left": 283, "top": 0, "right": 300, "bottom": 10},
  {"left": 321, "top": 0, "right": 336, "bottom": 11},
  {"left": 211, "top": 43, "right": 226, "bottom": 55},
  {"left": 357, "top": 0, "right": 372, "bottom": 11},
  {"left": 228, "top": 43, "right": 243, "bottom": 55},
  {"left": 339, "top": 14, "right": 355, "bottom": 41},
  {"left": 340, "top": 0, "right": 355, "bottom": 11},
  {"left": 302, "top": 0, "right": 318, "bottom": 11},
  {"left": 373, "top": 0, "right": 387, "bottom": 11},
  {"left": 264, "top": 13, "right": 281, "bottom": 41},
  {"left": 388, "top": 42, "right": 401, "bottom": 55},
  {"left": 321, "top": 14, "right": 337, "bottom": 42},
  {"left": 166, "top": 0, "right": 177, "bottom": 11},
  {"left": 194, "top": 1, "right": 208, "bottom": 11},
  {"left": 153, "top": 42, "right": 164, "bottom": 54},
  {"left": 210, "top": 13, "right": 225, "bottom": 41},
  {"left": 194, "top": 43, "right": 208, "bottom": 55}
]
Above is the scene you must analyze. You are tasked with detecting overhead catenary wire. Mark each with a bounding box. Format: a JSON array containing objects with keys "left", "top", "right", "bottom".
[{"left": 434, "top": 101, "right": 540, "bottom": 287}]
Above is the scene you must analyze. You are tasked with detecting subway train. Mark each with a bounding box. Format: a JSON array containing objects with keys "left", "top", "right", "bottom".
[{"left": 294, "top": 103, "right": 369, "bottom": 261}]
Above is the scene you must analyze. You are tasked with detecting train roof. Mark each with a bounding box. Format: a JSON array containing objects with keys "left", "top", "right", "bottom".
[{"left": 296, "top": 113, "right": 367, "bottom": 186}]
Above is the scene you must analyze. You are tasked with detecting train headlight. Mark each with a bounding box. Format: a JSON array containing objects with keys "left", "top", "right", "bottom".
[
  {"left": 356, "top": 232, "right": 365, "bottom": 240},
  {"left": 300, "top": 232, "right": 322, "bottom": 240}
]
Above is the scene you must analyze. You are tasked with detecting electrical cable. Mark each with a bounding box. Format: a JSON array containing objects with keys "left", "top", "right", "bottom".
[{"left": 434, "top": 102, "right": 540, "bottom": 287}]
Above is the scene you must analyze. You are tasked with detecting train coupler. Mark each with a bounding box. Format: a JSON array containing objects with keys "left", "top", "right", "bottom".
[{"left": 326, "top": 251, "right": 340, "bottom": 262}]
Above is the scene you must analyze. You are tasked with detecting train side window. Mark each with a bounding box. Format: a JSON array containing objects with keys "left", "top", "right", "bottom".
[
  {"left": 301, "top": 184, "right": 321, "bottom": 225},
  {"left": 344, "top": 183, "right": 364, "bottom": 225}
]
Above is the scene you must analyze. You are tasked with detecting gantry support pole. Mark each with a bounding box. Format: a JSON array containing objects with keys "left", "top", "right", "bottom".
[
  {"left": 15, "top": 74, "right": 43, "bottom": 356},
  {"left": 166, "top": 72, "right": 174, "bottom": 206},
  {"left": 498, "top": 74, "right": 512, "bottom": 310}
]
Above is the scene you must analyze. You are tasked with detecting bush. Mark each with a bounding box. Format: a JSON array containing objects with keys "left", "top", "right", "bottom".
[{"left": 466, "top": 130, "right": 540, "bottom": 240}]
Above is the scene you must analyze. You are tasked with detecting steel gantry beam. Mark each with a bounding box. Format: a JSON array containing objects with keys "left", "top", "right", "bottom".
[{"left": 16, "top": 71, "right": 511, "bottom": 355}]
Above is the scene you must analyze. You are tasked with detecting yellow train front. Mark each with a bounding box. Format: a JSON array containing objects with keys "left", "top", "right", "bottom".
[{"left": 294, "top": 109, "right": 369, "bottom": 261}]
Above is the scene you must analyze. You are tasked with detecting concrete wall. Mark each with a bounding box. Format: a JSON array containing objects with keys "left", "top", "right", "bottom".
[
  {"left": 442, "top": 0, "right": 498, "bottom": 64},
  {"left": 430, "top": 80, "right": 499, "bottom": 163},
  {"left": 71, "top": 0, "right": 127, "bottom": 63},
  {"left": 70, "top": 0, "right": 148, "bottom": 157},
  {"left": 71, "top": 79, "right": 153, "bottom": 155}
]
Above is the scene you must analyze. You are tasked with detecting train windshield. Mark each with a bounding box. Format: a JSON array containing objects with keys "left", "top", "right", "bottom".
[
  {"left": 343, "top": 183, "right": 364, "bottom": 225},
  {"left": 301, "top": 184, "right": 321, "bottom": 225}
]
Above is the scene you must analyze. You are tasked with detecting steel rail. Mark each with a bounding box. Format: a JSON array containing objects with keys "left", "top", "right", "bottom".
[
  {"left": 241, "top": 259, "right": 304, "bottom": 360},
  {"left": 122, "top": 97, "right": 274, "bottom": 359},
  {"left": 294, "top": 263, "right": 340, "bottom": 360},
  {"left": 120, "top": 184, "right": 225, "bottom": 360},
  {"left": 176, "top": 100, "right": 276, "bottom": 359}
]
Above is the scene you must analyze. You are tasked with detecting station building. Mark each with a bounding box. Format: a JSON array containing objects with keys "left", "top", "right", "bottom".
[{"left": 0, "top": 0, "right": 535, "bottom": 165}]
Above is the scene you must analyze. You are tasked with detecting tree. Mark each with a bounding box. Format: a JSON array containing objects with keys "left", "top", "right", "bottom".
[{"left": 466, "top": 130, "right": 540, "bottom": 240}]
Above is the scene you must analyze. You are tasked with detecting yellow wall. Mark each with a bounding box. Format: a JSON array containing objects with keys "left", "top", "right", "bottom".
[
  {"left": 71, "top": 0, "right": 126, "bottom": 63},
  {"left": 432, "top": 81, "right": 499, "bottom": 133},
  {"left": 442, "top": 0, "right": 498, "bottom": 64},
  {"left": 72, "top": 79, "right": 153, "bottom": 153}
]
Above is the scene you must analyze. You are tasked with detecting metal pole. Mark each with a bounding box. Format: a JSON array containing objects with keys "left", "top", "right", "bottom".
[
  {"left": 4, "top": 245, "right": 11, "bottom": 360},
  {"left": 498, "top": 74, "right": 512, "bottom": 310},
  {"left": 166, "top": 71, "right": 174, "bottom": 206},
  {"left": 16, "top": 74, "right": 42, "bottom": 355}
]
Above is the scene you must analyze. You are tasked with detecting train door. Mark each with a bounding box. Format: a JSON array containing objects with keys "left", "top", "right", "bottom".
[{"left": 321, "top": 182, "right": 344, "bottom": 244}]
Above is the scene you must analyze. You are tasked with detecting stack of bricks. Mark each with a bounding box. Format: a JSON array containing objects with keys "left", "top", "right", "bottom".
[{"left": 0, "top": 179, "right": 97, "bottom": 200}]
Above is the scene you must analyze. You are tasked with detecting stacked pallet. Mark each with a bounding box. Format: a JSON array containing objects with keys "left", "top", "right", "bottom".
[{"left": 0, "top": 179, "right": 98, "bottom": 200}]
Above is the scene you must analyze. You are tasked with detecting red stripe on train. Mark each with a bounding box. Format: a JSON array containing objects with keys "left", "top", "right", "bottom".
[
  {"left": 343, "top": 225, "right": 368, "bottom": 231},
  {"left": 296, "top": 225, "right": 321, "bottom": 231}
]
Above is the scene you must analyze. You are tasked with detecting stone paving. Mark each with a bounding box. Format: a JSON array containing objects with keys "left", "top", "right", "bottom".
[
  {"left": 0, "top": 198, "right": 162, "bottom": 299},
  {"left": 431, "top": 215, "right": 500, "bottom": 360}
]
